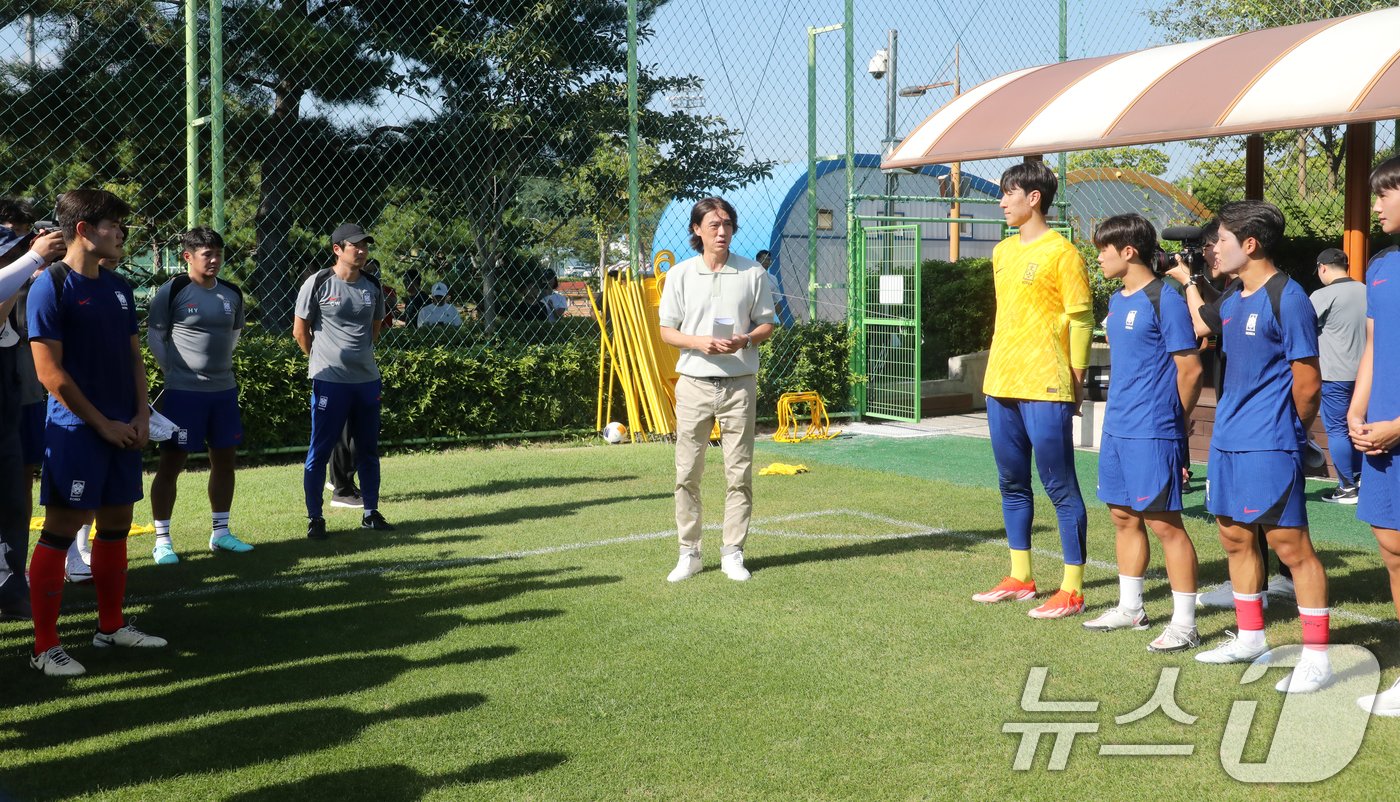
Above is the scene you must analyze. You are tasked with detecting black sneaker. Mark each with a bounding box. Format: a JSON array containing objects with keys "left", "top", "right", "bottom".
[
  {"left": 1323, "top": 485, "right": 1359, "bottom": 505},
  {"left": 362, "top": 511, "right": 395, "bottom": 531},
  {"left": 330, "top": 491, "right": 363, "bottom": 509},
  {"left": 307, "top": 517, "right": 328, "bottom": 540}
]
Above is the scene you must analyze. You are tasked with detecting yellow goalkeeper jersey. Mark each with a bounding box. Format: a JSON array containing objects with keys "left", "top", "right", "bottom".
[{"left": 982, "top": 229, "right": 1092, "bottom": 402}]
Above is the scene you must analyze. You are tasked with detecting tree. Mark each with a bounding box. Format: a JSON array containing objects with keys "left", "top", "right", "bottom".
[{"left": 1067, "top": 146, "right": 1170, "bottom": 176}]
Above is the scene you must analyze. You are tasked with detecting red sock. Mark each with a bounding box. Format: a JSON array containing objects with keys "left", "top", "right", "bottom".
[
  {"left": 1300, "top": 606, "right": 1330, "bottom": 651},
  {"left": 1233, "top": 592, "right": 1265, "bottom": 632},
  {"left": 90, "top": 531, "right": 128, "bottom": 635},
  {"left": 29, "top": 533, "right": 69, "bottom": 654}
]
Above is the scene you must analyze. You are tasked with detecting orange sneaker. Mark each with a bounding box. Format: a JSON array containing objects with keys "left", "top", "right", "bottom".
[
  {"left": 972, "top": 576, "right": 1038, "bottom": 603},
  {"left": 1028, "top": 589, "right": 1085, "bottom": 619}
]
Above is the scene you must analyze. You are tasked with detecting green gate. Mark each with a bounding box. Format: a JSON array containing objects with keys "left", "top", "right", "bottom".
[{"left": 856, "top": 223, "right": 921, "bottom": 421}]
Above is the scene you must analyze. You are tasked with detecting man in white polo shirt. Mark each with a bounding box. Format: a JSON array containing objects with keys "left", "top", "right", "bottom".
[{"left": 658, "top": 197, "right": 776, "bottom": 582}]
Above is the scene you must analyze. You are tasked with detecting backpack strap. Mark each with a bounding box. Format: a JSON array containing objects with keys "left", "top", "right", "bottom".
[
  {"left": 1142, "top": 277, "right": 1165, "bottom": 321},
  {"left": 164, "top": 274, "right": 194, "bottom": 326},
  {"left": 1263, "top": 271, "right": 1289, "bottom": 324},
  {"left": 305, "top": 267, "right": 335, "bottom": 328}
]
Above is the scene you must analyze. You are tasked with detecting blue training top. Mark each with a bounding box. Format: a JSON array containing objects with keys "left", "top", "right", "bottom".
[
  {"left": 1368, "top": 248, "right": 1400, "bottom": 423},
  {"left": 1103, "top": 279, "right": 1199, "bottom": 439},
  {"left": 1211, "top": 272, "right": 1317, "bottom": 452},
  {"left": 27, "top": 265, "right": 139, "bottom": 428}
]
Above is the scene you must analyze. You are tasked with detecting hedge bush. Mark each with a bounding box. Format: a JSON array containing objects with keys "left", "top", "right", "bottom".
[
  {"left": 147, "top": 321, "right": 855, "bottom": 452},
  {"left": 920, "top": 258, "right": 995, "bottom": 378}
]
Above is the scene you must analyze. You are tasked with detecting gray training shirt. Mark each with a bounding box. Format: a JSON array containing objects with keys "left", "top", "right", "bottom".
[
  {"left": 149, "top": 278, "right": 246, "bottom": 392},
  {"left": 1311, "top": 277, "right": 1367, "bottom": 382},
  {"left": 295, "top": 270, "right": 385, "bottom": 384}
]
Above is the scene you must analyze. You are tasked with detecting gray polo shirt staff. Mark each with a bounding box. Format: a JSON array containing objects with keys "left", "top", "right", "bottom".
[
  {"left": 148, "top": 279, "right": 245, "bottom": 391},
  {"left": 295, "top": 272, "right": 385, "bottom": 383},
  {"left": 1312, "top": 276, "right": 1367, "bottom": 382}
]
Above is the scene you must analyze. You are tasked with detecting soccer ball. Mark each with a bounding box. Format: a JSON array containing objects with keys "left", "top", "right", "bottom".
[{"left": 603, "top": 421, "right": 628, "bottom": 444}]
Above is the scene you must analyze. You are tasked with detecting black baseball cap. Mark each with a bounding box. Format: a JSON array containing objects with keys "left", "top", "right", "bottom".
[
  {"left": 331, "top": 223, "right": 374, "bottom": 245},
  {"left": 1316, "top": 247, "right": 1348, "bottom": 269}
]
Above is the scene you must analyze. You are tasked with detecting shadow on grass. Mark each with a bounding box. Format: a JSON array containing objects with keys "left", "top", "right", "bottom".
[
  {"left": 387, "top": 492, "right": 671, "bottom": 536},
  {"left": 381, "top": 473, "right": 641, "bottom": 503},
  {"left": 223, "top": 753, "right": 570, "bottom": 802},
  {"left": 747, "top": 526, "right": 995, "bottom": 572},
  {"left": 0, "top": 694, "right": 490, "bottom": 800}
]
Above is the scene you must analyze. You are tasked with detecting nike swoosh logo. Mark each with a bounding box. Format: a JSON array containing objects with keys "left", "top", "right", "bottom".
[
  {"left": 1137, "top": 496, "right": 1151, "bottom": 502},
  {"left": 1221, "top": 317, "right": 1232, "bottom": 325},
  {"left": 1243, "top": 506, "right": 1261, "bottom": 514},
  {"left": 1375, "top": 279, "right": 1390, "bottom": 286},
  {"left": 77, "top": 299, "right": 91, "bottom": 305}
]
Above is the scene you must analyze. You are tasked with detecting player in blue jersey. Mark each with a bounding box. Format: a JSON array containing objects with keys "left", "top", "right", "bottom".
[
  {"left": 26, "top": 190, "right": 167, "bottom": 677},
  {"left": 1082, "top": 215, "right": 1204, "bottom": 652},
  {"left": 1350, "top": 155, "right": 1400, "bottom": 716},
  {"left": 1179, "top": 201, "right": 1329, "bottom": 693}
]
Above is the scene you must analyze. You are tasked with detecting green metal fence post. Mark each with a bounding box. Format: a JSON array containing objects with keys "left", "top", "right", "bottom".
[
  {"left": 844, "top": 0, "right": 861, "bottom": 419},
  {"left": 185, "top": 0, "right": 199, "bottom": 229},
  {"left": 626, "top": 0, "right": 640, "bottom": 279},
  {"left": 210, "top": 0, "right": 225, "bottom": 233},
  {"left": 806, "top": 23, "right": 841, "bottom": 323}
]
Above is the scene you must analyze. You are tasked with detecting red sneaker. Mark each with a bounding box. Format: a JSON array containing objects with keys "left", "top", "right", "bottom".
[
  {"left": 1028, "top": 589, "right": 1085, "bottom": 619},
  {"left": 972, "top": 576, "right": 1038, "bottom": 603}
]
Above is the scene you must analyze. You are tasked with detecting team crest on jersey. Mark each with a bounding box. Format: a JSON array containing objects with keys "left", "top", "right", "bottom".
[
  {"left": 69, "top": 480, "right": 86, "bottom": 501},
  {"left": 361, "top": 289, "right": 374, "bottom": 305},
  {"left": 222, "top": 297, "right": 233, "bottom": 315},
  {"left": 1021, "top": 263, "right": 1039, "bottom": 284},
  {"left": 1245, "top": 313, "right": 1258, "bottom": 336},
  {"left": 1124, "top": 310, "right": 1137, "bottom": 331},
  {"left": 115, "top": 291, "right": 129, "bottom": 310}
]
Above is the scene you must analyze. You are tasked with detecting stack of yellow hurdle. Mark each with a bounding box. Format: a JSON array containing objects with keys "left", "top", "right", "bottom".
[{"left": 586, "top": 253, "right": 682, "bottom": 443}]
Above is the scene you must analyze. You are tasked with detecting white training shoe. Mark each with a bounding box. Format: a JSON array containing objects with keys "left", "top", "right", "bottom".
[
  {"left": 666, "top": 552, "right": 702, "bottom": 583},
  {"left": 65, "top": 543, "right": 92, "bottom": 584},
  {"left": 1196, "top": 581, "right": 1268, "bottom": 609},
  {"left": 1358, "top": 677, "right": 1400, "bottom": 717},
  {"left": 1082, "top": 606, "right": 1148, "bottom": 632},
  {"left": 1266, "top": 574, "right": 1296, "bottom": 601},
  {"left": 1195, "top": 631, "right": 1269, "bottom": 664},
  {"left": 30, "top": 646, "right": 86, "bottom": 677},
  {"left": 92, "top": 622, "right": 168, "bottom": 649},
  {"left": 1147, "top": 623, "right": 1201, "bottom": 653},
  {"left": 1276, "top": 659, "right": 1332, "bottom": 694},
  {"left": 720, "top": 551, "right": 751, "bottom": 582}
]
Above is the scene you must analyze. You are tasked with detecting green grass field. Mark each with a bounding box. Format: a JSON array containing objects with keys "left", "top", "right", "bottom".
[{"left": 2, "top": 433, "right": 1398, "bottom": 801}]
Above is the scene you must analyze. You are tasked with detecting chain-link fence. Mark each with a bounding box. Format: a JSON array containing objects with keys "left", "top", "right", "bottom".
[{"left": 2, "top": 1, "right": 1394, "bottom": 448}]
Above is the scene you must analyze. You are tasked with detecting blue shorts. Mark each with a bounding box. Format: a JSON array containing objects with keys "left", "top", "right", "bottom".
[
  {"left": 39, "top": 422, "right": 143, "bottom": 510},
  {"left": 19, "top": 401, "right": 45, "bottom": 465},
  {"left": 1206, "top": 448, "right": 1307, "bottom": 528},
  {"left": 1097, "top": 433, "right": 1183, "bottom": 512},
  {"left": 160, "top": 387, "right": 243, "bottom": 452},
  {"left": 1358, "top": 452, "right": 1400, "bottom": 531}
]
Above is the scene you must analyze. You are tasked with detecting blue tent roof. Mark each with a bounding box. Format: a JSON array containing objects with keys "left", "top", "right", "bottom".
[{"left": 650, "top": 153, "right": 1000, "bottom": 268}]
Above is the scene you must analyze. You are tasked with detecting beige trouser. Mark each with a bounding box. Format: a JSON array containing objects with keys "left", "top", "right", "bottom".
[{"left": 674, "top": 373, "right": 757, "bottom": 555}]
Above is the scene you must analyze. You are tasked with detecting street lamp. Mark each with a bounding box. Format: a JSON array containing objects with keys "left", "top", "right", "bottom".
[
  {"left": 895, "top": 45, "right": 964, "bottom": 260},
  {"left": 869, "top": 30, "right": 900, "bottom": 217}
]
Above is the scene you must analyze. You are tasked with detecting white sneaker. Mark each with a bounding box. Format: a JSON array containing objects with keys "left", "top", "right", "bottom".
[
  {"left": 65, "top": 544, "right": 92, "bottom": 584},
  {"left": 1195, "top": 631, "right": 1268, "bottom": 664},
  {"left": 1148, "top": 623, "right": 1201, "bottom": 653},
  {"left": 1266, "top": 575, "right": 1296, "bottom": 600},
  {"left": 666, "top": 552, "right": 702, "bottom": 583},
  {"left": 1196, "top": 581, "right": 1268, "bottom": 609},
  {"left": 1082, "top": 606, "right": 1149, "bottom": 631},
  {"left": 92, "top": 622, "right": 168, "bottom": 649},
  {"left": 1276, "top": 659, "right": 1332, "bottom": 693},
  {"left": 30, "top": 646, "right": 86, "bottom": 677},
  {"left": 720, "top": 551, "right": 751, "bottom": 582},
  {"left": 1358, "top": 677, "right": 1400, "bottom": 717}
]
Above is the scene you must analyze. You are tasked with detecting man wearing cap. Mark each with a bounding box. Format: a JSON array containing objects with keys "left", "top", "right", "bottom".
[
  {"left": 1313, "top": 247, "right": 1367, "bottom": 504},
  {"left": 416, "top": 282, "right": 463, "bottom": 327},
  {"left": 293, "top": 223, "right": 394, "bottom": 539}
]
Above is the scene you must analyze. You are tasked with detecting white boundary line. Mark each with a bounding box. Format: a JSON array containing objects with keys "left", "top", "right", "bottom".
[{"left": 110, "top": 508, "right": 1392, "bottom": 627}]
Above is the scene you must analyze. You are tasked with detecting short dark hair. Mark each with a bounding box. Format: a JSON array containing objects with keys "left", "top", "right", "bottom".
[
  {"left": 688, "top": 196, "right": 739, "bottom": 253},
  {"left": 0, "top": 197, "right": 36, "bottom": 227},
  {"left": 56, "top": 189, "right": 131, "bottom": 241},
  {"left": 1371, "top": 155, "right": 1400, "bottom": 195},
  {"left": 1092, "top": 214, "right": 1159, "bottom": 262},
  {"left": 181, "top": 226, "right": 224, "bottom": 253},
  {"left": 1217, "top": 200, "right": 1285, "bottom": 259},
  {"left": 403, "top": 268, "right": 421, "bottom": 282},
  {"left": 1000, "top": 161, "right": 1057, "bottom": 215},
  {"left": 1198, "top": 216, "right": 1219, "bottom": 246}
]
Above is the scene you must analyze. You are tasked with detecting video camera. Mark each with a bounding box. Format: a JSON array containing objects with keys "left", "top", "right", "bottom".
[{"left": 1153, "top": 225, "right": 1208, "bottom": 276}]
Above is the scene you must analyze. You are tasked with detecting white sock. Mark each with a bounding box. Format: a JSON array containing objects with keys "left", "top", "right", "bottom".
[
  {"left": 1171, "top": 591, "right": 1197, "bottom": 628},
  {"left": 1118, "top": 575, "right": 1145, "bottom": 612},
  {"left": 1236, "top": 625, "right": 1266, "bottom": 651},
  {"left": 154, "top": 519, "right": 172, "bottom": 549},
  {"left": 211, "top": 511, "right": 230, "bottom": 540},
  {"left": 363, "top": 508, "right": 376, "bottom": 517}
]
